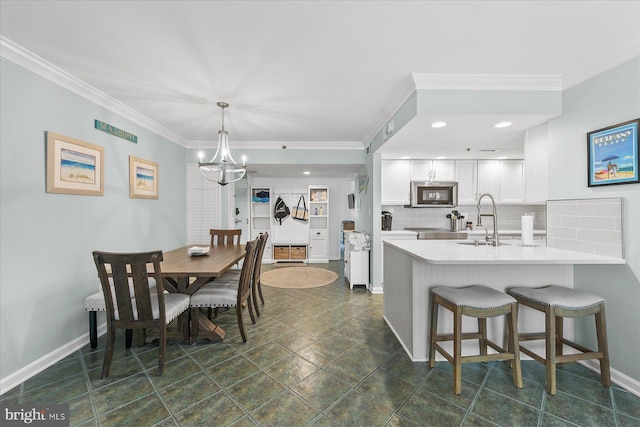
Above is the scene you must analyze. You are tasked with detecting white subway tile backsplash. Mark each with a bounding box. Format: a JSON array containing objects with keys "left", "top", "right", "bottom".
[{"left": 546, "top": 197, "right": 623, "bottom": 259}]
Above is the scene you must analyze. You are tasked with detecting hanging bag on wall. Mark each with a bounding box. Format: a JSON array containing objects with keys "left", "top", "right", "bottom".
[
  {"left": 291, "top": 195, "right": 309, "bottom": 221},
  {"left": 274, "top": 196, "right": 290, "bottom": 225}
]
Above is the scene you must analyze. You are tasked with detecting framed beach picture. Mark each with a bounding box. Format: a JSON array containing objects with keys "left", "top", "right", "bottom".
[
  {"left": 587, "top": 118, "right": 640, "bottom": 187},
  {"left": 129, "top": 156, "right": 158, "bottom": 199},
  {"left": 46, "top": 132, "right": 104, "bottom": 196}
]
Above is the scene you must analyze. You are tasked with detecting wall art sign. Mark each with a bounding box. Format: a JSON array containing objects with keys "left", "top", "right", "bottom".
[
  {"left": 95, "top": 120, "right": 138, "bottom": 143},
  {"left": 129, "top": 156, "right": 158, "bottom": 199},
  {"left": 587, "top": 118, "right": 639, "bottom": 187},
  {"left": 46, "top": 132, "right": 104, "bottom": 196}
]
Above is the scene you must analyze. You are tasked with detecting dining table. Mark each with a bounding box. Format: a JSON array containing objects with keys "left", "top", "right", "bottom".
[{"left": 159, "top": 243, "right": 246, "bottom": 343}]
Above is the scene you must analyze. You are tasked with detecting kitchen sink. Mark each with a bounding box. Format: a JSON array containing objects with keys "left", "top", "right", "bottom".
[
  {"left": 405, "top": 228, "right": 468, "bottom": 240},
  {"left": 455, "top": 240, "right": 510, "bottom": 247}
]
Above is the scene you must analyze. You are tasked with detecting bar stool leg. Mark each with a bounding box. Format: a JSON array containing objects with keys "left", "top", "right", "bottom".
[
  {"left": 555, "top": 315, "right": 563, "bottom": 357},
  {"left": 453, "top": 306, "right": 463, "bottom": 395},
  {"left": 429, "top": 295, "right": 438, "bottom": 368},
  {"left": 596, "top": 303, "right": 611, "bottom": 387},
  {"left": 508, "top": 303, "right": 523, "bottom": 388},
  {"left": 546, "top": 306, "right": 557, "bottom": 395},
  {"left": 478, "top": 317, "right": 487, "bottom": 356}
]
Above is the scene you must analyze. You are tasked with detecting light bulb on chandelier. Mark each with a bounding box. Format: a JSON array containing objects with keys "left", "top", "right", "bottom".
[{"left": 198, "top": 102, "right": 247, "bottom": 186}]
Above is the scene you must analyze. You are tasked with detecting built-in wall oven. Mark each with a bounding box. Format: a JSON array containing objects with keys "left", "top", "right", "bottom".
[{"left": 410, "top": 181, "right": 458, "bottom": 207}]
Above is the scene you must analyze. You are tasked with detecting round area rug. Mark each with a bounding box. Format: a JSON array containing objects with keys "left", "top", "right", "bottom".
[{"left": 262, "top": 267, "right": 338, "bottom": 289}]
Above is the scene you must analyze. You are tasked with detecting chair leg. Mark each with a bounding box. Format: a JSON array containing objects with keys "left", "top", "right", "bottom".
[
  {"left": 158, "top": 324, "right": 166, "bottom": 376},
  {"left": 237, "top": 304, "right": 248, "bottom": 343},
  {"left": 508, "top": 303, "right": 523, "bottom": 389},
  {"left": 428, "top": 295, "right": 438, "bottom": 368},
  {"left": 595, "top": 304, "right": 611, "bottom": 387},
  {"left": 546, "top": 307, "right": 557, "bottom": 395},
  {"left": 252, "top": 282, "right": 261, "bottom": 317},
  {"left": 478, "top": 317, "right": 487, "bottom": 356},
  {"left": 101, "top": 324, "right": 116, "bottom": 378},
  {"left": 257, "top": 280, "right": 265, "bottom": 305},
  {"left": 453, "top": 307, "right": 463, "bottom": 395},
  {"left": 190, "top": 308, "right": 200, "bottom": 344},
  {"left": 555, "top": 315, "right": 563, "bottom": 357},
  {"left": 247, "top": 295, "right": 257, "bottom": 325},
  {"left": 125, "top": 329, "right": 133, "bottom": 348},
  {"left": 89, "top": 311, "right": 98, "bottom": 349}
]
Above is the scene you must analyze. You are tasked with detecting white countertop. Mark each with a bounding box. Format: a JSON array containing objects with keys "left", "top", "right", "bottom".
[
  {"left": 383, "top": 239, "right": 625, "bottom": 265},
  {"left": 466, "top": 228, "right": 546, "bottom": 237}
]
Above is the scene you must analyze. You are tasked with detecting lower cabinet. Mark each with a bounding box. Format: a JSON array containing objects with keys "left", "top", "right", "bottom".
[
  {"left": 308, "top": 230, "right": 328, "bottom": 263},
  {"left": 344, "top": 244, "right": 370, "bottom": 289}
]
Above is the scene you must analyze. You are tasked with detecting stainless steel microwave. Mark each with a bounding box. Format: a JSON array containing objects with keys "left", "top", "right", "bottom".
[{"left": 410, "top": 181, "right": 458, "bottom": 207}]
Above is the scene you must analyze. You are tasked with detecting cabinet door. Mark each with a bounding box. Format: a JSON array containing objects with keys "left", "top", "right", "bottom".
[
  {"left": 381, "top": 160, "right": 411, "bottom": 205},
  {"left": 454, "top": 160, "right": 478, "bottom": 205},
  {"left": 477, "top": 160, "right": 500, "bottom": 202},
  {"left": 410, "top": 160, "right": 432, "bottom": 181},
  {"left": 499, "top": 160, "right": 525, "bottom": 203},
  {"left": 431, "top": 160, "right": 455, "bottom": 181},
  {"left": 309, "top": 230, "right": 328, "bottom": 261}
]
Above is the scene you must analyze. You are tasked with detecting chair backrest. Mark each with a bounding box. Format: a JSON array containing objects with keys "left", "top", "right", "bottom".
[
  {"left": 253, "top": 232, "right": 269, "bottom": 285},
  {"left": 210, "top": 229, "right": 242, "bottom": 245},
  {"left": 237, "top": 238, "right": 259, "bottom": 304},
  {"left": 92, "top": 250, "right": 165, "bottom": 326}
]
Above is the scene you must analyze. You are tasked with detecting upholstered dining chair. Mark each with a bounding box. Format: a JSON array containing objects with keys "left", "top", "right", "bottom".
[
  {"left": 190, "top": 237, "right": 259, "bottom": 343},
  {"left": 210, "top": 228, "right": 242, "bottom": 245},
  {"left": 84, "top": 277, "right": 156, "bottom": 348},
  {"left": 216, "top": 232, "right": 269, "bottom": 316},
  {"left": 92, "top": 250, "right": 190, "bottom": 378}
]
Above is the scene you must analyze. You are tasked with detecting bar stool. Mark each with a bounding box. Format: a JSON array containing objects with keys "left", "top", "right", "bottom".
[
  {"left": 429, "top": 285, "right": 523, "bottom": 394},
  {"left": 507, "top": 285, "right": 610, "bottom": 395}
]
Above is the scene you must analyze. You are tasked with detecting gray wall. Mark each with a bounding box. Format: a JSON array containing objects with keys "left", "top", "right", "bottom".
[
  {"left": 547, "top": 57, "right": 640, "bottom": 382},
  {"left": 0, "top": 59, "right": 187, "bottom": 382}
]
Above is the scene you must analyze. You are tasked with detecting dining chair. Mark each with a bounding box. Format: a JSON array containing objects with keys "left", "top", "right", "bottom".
[
  {"left": 190, "top": 237, "right": 259, "bottom": 343},
  {"left": 216, "top": 232, "right": 269, "bottom": 316},
  {"left": 84, "top": 277, "right": 157, "bottom": 349},
  {"left": 210, "top": 228, "right": 242, "bottom": 245},
  {"left": 92, "top": 250, "right": 190, "bottom": 378}
]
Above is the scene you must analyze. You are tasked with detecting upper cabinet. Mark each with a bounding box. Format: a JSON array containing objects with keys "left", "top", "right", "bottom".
[
  {"left": 381, "top": 160, "right": 411, "bottom": 205},
  {"left": 455, "top": 160, "right": 478, "bottom": 205},
  {"left": 477, "top": 160, "right": 525, "bottom": 204},
  {"left": 477, "top": 160, "right": 501, "bottom": 202},
  {"left": 411, "top": 159, "right": 455, "bottom": 182}
]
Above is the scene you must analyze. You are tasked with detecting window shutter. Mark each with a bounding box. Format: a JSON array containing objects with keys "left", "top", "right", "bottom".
[{"left": 186, "top": 165, "right": 219, "bottom": 244}]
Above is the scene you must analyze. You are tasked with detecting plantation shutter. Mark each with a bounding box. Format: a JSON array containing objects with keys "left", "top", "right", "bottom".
[{"left": 186, "top": 164, "right": 219, "bottom": 244}]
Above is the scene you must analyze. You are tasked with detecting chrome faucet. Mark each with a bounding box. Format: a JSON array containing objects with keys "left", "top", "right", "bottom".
[{"left": 476, "top": 193, "right": 500, "bottom": 247}]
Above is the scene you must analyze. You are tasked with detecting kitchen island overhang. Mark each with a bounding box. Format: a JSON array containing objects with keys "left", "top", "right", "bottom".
[{"left": 383, "top": 239, "right": 625, "bottom": 362}]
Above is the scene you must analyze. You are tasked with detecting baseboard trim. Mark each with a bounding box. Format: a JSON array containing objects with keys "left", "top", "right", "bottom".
[
  {"left": 581, "top": 360, "right": 640, "bottom": 398},
  {"left": 0, "top": 323, "right": 106, "bottom": 396}
]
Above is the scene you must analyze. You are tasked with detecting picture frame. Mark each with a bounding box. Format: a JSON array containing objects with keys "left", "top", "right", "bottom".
[
  {"left": 46, "top": 132, "right": 104, "bottom": 196},
  {"left": 587, "top": 118, "right": 639, "bottom": 187},
  {"left": 129, "top": 156, "right": 158, "bottom": 199}
]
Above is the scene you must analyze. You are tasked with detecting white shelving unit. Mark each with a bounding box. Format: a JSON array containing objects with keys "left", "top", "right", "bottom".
[
  {"left": 250, "top": 186, "right": 272, "bottom": 262},
  {"left": 308, "top": 186, "right": 329, "bottom": 263}
]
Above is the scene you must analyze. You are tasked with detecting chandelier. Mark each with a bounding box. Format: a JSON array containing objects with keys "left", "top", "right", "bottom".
[{"left": 198, "top": 102, "right": 247, "bottom": 186}]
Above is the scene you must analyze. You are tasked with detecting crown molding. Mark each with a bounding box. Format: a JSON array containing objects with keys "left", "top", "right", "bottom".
[
  {"left": 0, "top": 36, "right": 190, "bottom": 147},
  {"left": 412, "top": 73, "right": 563, "bottom": 91},
  {"left": 362, "top": 74, "right": 417, "bottom": 145},
  {"left": 187, "top": 140, "right": 365, "bottom": 150}
]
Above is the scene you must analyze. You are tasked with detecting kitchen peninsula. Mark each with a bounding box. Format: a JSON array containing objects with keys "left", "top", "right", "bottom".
[{"left": 383, "top": 239, "right": 625, "bottom": 362}]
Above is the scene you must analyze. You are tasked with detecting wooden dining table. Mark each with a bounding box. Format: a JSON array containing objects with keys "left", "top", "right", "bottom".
[{"left": 159, "top": 244, "right": 245, "bottom": 343}]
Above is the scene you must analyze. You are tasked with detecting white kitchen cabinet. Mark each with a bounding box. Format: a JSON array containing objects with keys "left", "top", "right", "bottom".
[
  {"left": 308, "top": 230, "right": 328, "bottom": 262},
  {"left": 499, "top": 160, "right": 526, "bottom": 203},
  {"left": 381, "top": 159, "right": 411, "bottom": 205},
  {"left": 477, "top": 160, "right": 500, "bottom": 203},
  {"left": 410, "top": 159, "right": 455, "bottom": 182},
  {"left": 454, "top": 160, "right": 478, "bottom": 205},
  {"left": 344, "top": 242, "right": 369, "bottom": 289}
]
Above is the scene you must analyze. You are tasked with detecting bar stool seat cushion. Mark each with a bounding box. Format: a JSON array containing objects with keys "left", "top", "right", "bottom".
[
  {"left": 509, "top": 285, "right": 604, "bottom": 310},
  {"left": 432, "top": 285, "right": 516, "bottom": 309}
]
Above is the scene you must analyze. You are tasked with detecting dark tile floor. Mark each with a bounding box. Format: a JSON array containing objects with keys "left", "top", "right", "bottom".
[{"left": 2, "top": 261, "right": 639, "bottom": 426}]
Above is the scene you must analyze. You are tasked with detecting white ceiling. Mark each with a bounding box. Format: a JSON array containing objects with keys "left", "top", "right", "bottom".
[{"left": 1, "top": 1, "right": 639, "bottom": 176}]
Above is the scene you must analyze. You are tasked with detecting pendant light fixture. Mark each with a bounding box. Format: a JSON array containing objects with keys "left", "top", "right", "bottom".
[{"left": 198, "top": 101, "right": 247, "bottom": 186}]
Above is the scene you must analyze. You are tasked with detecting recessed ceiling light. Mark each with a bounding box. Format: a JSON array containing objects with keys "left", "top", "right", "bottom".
[
  {"left": 431, "top": 121, "right": 447, "bottom": 128},
  {"left": 497, "top": 156, "right": 509, "bottom": 159},
  {"left": 493, "top": 121, "right": 512, "bottom": 128},
  {"left": 435, "top": 156, "right": 447, "bottom": 159},
  {"left": 303, "top": 171, "right": 310, "bottom": 175},
  {"left": 400, "top": 156, "right": 411, "bottom": 159}
]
